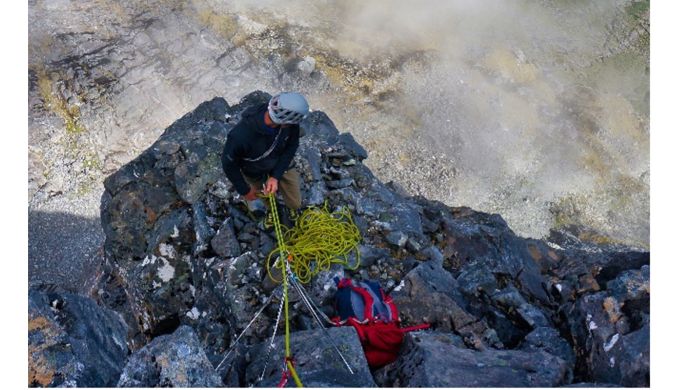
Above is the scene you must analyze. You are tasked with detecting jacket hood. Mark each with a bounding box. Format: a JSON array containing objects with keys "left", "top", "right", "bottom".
[{"left": 241, "top": 103, "right": 273, "bottom": 136}]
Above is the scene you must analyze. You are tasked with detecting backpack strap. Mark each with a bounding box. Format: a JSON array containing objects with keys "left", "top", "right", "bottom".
[
  {"left": 350, "top": 283, "right": 375, "bottom": 322},
  {"left": 380, "top": 289, "right": 399, "bottom": 323},
  {"left": 399, "top": 323, "right": 431, "bottom": 333}
]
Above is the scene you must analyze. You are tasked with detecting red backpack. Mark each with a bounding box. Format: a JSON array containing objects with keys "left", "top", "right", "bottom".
[{"left": 332, "top": 278, "right": 429, "bottom": 368}]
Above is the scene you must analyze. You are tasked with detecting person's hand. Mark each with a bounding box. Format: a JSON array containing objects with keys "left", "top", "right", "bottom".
[
  {"left": 244, "top": 186, "right": 258, "bottom": 201},
  {"left": 264, "top": 177, "right": 279, "bottom": 194}
]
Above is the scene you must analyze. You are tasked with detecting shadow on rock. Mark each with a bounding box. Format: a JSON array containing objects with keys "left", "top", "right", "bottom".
[{"left": 28, "top": 210, "right": 105, "bottom": 294}]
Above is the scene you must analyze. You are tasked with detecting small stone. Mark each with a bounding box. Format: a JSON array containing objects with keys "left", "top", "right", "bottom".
[{"left": 386, "top": 231, "right": 408, "bottom": 248}]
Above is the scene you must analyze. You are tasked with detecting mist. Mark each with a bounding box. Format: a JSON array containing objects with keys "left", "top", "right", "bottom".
[{"left": 207, "top": 0, "right": 648, "bottom": 245}]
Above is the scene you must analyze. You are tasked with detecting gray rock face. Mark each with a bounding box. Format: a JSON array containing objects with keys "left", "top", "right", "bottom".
[
  {"left": 563, "top": 264, "right": 650, "bottom": 386},
  {"left": 374, "top": 331, "right": 569, "bottom": 387},
  {"left": 211, "top": 217, "right": 241, "bottom": 258},
  {"left": 28, "top": 289, "right": 128, "bottom": 387},
  {"left": 118, "top": 325, "right": 224, "bottom": 387},
  {"left": 520, "top": 326, "right": 576, "bottom": 381},
  {"left": 243, "top": 326, "right": 376, "bottom": 387},
  {"left": 392, "top": 260, "right": 501, "bottom": 349}
]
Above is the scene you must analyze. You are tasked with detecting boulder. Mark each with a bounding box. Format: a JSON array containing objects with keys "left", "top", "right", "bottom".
[
  {"left": 211, "top": 217, "right": 241, "bottom": 258},
  {"left": 563, "top": 265, "right": 649, "bottom": 386},
  {"left": 28, "top": 289, "right": 128, "bottom": 387},
  {"left": 374, "top": 331, "right": 569, "bottom": 387},
  {"left": 391, "top": 260, "right": 501, "bottom": 349},
  {"left": 520, "top": 326, "right": 576, "bottom": 381},
  {"left": 243, "top": 326, "right": 376, "bottom": 387},
  {"left": 118, "top": 325, "right": 224, "bottom": 387}
]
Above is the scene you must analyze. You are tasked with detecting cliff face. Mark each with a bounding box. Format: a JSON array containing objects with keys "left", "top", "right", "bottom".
[{"left": 30, "top": 93, "right": 649, "bottom": 387}]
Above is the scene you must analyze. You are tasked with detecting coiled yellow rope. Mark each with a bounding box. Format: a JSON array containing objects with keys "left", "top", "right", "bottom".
[{"left": 265, "top": 200, "right": 361, "bottom": 285}]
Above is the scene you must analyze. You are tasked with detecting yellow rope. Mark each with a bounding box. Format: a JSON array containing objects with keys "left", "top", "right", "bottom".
[
  {"left": 263, "top": 193, "right": 361, "bottom": 388},
  {"left": 265, "top": 201, "right": 361, "bottom": 284},
  {"left": 266, "top": 193, "right": 303, "bottom": 388}
]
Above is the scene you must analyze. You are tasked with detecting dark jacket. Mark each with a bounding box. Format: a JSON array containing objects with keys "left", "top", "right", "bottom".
[{"left": 221, "top": 103, "right": 300, "bottom": 195}]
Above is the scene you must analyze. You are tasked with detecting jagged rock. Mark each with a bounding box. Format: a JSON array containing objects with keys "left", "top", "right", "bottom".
[
  {"left": 374, "top": 331, "right": 569, "bottom": 387},
  {"left": 118, "top": 325, "right": 223, "bottom": 387},
  {"left": 520, "top": 326, "right": 576, "bottom": 380},
  {"left": 309, "top": 263, "right": 346, "bottom": 304},
  {"left": 346, "top": 244, "right": 390, "bottom": 268},
  {"left": 243, "top": 326, "right": 376, "bottom": 387},
  {"left": 192, "top": 202, "right": 215, "bottom": 254},
  {"left": 490, "top": 287, "right": 551, "bottom": 329},
  {"left": 547, "top": 227, "right": 649, "bottom": 300},
  {"left": 336, "top": 132, "right": 368, "bottom": 161},
  {"left": 443, "top": 207, "right": 550, "bottom": 305},
  {"left": 28, "top": 289, "right": 128, "bottom": 387},
  {"left": 391, "top": 260, "right": 502, "bottom": 349},
  {"left": 563, "top": 264, "right": 650, "bottom": 387},
  {"left": 326, "top": 178, "right": 354, "bottom": 189},
  {"left": 211, "top": 217, "right": 241, "bottom": 258},
  {"left": 385, "top": 230, "right": 408, "bottom": 248},
  {"left": 102, "top": 97, "right": 230, "bottom": 262}
]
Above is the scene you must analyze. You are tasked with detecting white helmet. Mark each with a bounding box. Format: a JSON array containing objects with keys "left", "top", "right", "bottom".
[{"left": 268, "top": 92, "right": 309, "bottom": 125}]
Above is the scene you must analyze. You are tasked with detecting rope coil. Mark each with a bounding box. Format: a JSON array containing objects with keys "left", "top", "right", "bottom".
[{"left": 266, "top": 202, "right": 361, "bottom": 284}]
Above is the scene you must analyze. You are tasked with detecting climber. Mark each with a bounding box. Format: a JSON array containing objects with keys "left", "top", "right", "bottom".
[{"left": 221, "top": 92, "right": 309, "bottom": 224}]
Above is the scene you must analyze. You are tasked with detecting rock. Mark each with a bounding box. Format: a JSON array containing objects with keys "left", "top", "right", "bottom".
[
  {"left": 309, "top": 263, "right": 346, "bottom": 304},
  {"left": 28, "top": 289, "right": 128, "bottom": 387},
  {"left": 326, "top": 178, "right": 354, "bottom": 189},
  {"left": 417, "top": 245, "right": 444, "bottom": 266},
  {"left": 563, "top": 278, "right": 649, "bottom": 386},
  {"left": 303, "top": 111, "right": 339, "bottom": 144},
  {"left": 606, "top": 265, "right": 650, "bottom": 303},
  {"left": 243, "top": 327, "right": 376, "bottom": 387},
  {"left": 118, "top": 325, "right": 224, "bottom": 387},
  {"left": 335, "top": 132, "right": 368, "bottom": 161},
  {"left": 391, "top": 260, "right": 501, "bottom": 349},
  {"left": 385, "top": 230, "right": 408, "bottom": 248},
  {"left": 599, "top": 324, "right": 649, "bottom": 387},
  {"left": 349, "top": 244, "right": 390, "bottom": 268},
  {"left": 306, "top": 181, "right": 327, "bottom": 206},
  {"left": 374, "top": 331, "right": 569, "bottom": 387},
  {"left": 211, "top": 217, "right": 240, "bottom": 258},
  {"left": 520, "top": 326, "right": 576, "bottom": 380},
  {"left": 192, "top": 202, "right": 215, "bottom": 254},
  {"left": 443, "top": 207, "right": 550, "bottom": 305},
  {"left": 297, "top": 56, "right": 316, "bottom": 75},
  {"left": 490, "top": 287, "right": 551, "bottom": 329},
  {"left": 548, "top": 228, "right": 649, "bottom": 295}
]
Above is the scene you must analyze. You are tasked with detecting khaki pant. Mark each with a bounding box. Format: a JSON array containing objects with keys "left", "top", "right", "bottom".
[{"left": 243, "top": 168, "right": 302, "bottom": 210}]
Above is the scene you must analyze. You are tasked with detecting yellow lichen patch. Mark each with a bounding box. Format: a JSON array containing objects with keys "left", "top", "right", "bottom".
[
  {"left": 28, "top": 350, "right": 56, "bottom": 387},
  {"left": 602, "top": 296, "right": 622, "bottom": 323},
  {"left": 28, "top": 315, "right": 62, "bottom": 386},
  {"left": 482, "top": 48, "right": 538, "bottom": 84},
  {"left": 35, "top": 66, "right": 87, "bottom": 135},
  {"left": 28, "top": 316, "right": 51, "bottom": 332},
  {"left": 193, "top": 6, "right": 239, "bottom": 40}
]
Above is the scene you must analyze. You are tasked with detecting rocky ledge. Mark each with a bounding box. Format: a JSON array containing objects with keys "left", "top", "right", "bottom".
[{"left": 28, "top": 92, "right": 649, "bottom": 387}]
